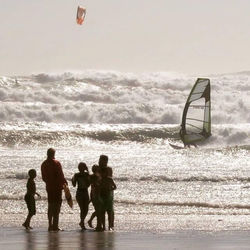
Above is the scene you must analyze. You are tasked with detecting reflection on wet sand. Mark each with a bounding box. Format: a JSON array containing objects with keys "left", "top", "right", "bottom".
[
  {"left": 3, "top": 228, "right": 250, "bottom": 250},
  {"left": 23, "top": 230, "right": 115, "bottom": 250},
  {"left": 25, "top": 230, "right": 36, "bottom": 250}
]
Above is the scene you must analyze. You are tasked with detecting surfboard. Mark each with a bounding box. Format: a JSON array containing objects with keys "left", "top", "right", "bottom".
[
  {"left": 63, "top": 184, "right": 73, "bottom": 208},
  {"left": 169, "top": 143, "right": 185, "bottom": 150}
]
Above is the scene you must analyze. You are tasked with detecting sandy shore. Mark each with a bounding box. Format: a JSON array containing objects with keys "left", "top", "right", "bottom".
[{"left": 1, "top": 227, "right": 250, "bottom": 250}]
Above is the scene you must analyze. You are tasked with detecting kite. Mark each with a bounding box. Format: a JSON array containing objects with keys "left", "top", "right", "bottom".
[{"left": 76, "top": 6, "right": 86, "bottom": 25}]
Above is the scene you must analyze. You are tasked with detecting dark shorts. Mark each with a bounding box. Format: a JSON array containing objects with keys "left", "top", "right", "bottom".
[
  {"left": 47, "top": 190, "right": 62, "bottom": 203},
  {"left": 24, "top": 194, "right": 36, "bottom": 216}
]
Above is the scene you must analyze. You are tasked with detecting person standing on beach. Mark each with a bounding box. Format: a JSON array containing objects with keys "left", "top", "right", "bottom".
[
  {"left": 72, "top": 162, "right": 90, "bottom": 230},
  {"left": 99, "top": 155, "right": 113, "bottom": 178},
  {"left": 99, "top": 155, "right": 115, "bottom": 230},
  {"left": 99, "top": 167, "right": 116, "bottom": 231},
  {"left": 88, "top": 164, "right": 102, "bottom": 231},
  {"left": 41, "top": 148, "right": 67, "bottom": 232},
  {"left": 22, "top": 169, "right": 41, "bottom": 230}
]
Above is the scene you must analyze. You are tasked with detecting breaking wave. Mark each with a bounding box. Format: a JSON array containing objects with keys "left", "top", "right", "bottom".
[
  {"left": 2, "top": 171, "right": 250, "bottom": 183},
  {"left": 0, "top": 123, "right": 249, "bottom": 147},
  {"left": 0, "top": 70, "right": 249, "bottom": 124}
]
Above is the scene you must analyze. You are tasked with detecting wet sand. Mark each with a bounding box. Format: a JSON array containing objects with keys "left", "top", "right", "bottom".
[{"left": 1, "top": 227, "right": 250, "bottom": 250}]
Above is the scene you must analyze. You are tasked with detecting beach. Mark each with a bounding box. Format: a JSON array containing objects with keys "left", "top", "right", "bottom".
[
  {"left": 2, "top": 207, "right": 250, "bottom": 249},
  {"left": 0, "top": 72, "right": 249, "bottom": 249},
  {"left": 2, "top": 227, "right": 250, "bottom": 250},
  {"left": 1, "top": 0, "right": 250, "bottom": 248}
]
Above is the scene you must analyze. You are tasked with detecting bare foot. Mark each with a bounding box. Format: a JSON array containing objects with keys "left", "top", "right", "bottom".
[
  {"left": 88, "top": 220, "right": 93, "bottom": 228},
  {"left": 22, "top": 223, "right": 29, "bottom": 230},
  {"left": 53, "top": 228, "right": 64, "bottom": 232}
]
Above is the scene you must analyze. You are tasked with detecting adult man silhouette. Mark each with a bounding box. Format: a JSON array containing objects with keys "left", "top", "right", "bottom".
[{"left": 41, "top": 148, "right": 67, "bottom": 231}]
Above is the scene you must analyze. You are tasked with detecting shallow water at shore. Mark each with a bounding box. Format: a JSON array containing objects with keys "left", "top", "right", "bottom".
[
  {"left": 0, "top": 128, "right": 249, "bottom": 232},
  {"left": 0, "top": 71, "right": 249, "bottom": 233}
]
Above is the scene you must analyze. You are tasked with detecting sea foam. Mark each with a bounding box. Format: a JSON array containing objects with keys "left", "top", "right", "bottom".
[{"left": 0, "top": 70, "right": 249, "bottom": 124}]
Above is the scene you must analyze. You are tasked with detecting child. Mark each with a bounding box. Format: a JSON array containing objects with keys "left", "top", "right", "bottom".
[
  {"left": 88, "top": 164, "right": 103, "bottom": 231},
  {"left": 72, "top": 162, "right": 90, "bottom": 230},
  {"left": 22, "top": 169, "right": 41, "bottom": 229},
  {"left": 99, "top": 167, "right": 116, "bottom": 231}
]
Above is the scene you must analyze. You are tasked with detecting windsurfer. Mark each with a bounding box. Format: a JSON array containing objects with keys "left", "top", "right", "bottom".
[{"left": 179, "top": 126, "right": 197, "bottom": 148}]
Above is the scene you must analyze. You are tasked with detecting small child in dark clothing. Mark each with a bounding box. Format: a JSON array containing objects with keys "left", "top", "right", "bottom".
[
  {"left": 72, "top": 162, "right": 90, "bottom": 230},
  {"left": 22, "top": 169, "right": 41, "bottom": 229},
  {"left": 88, "top": 164, "right": 102, "bottom": 230},
  {"left": 100, "top": 167, "right": 116, "bottom": 231}
]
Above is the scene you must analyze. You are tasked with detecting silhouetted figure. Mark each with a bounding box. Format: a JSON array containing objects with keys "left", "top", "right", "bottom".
[
  {"left": 100, "top": 167, "right": 116, "bottom": 231},
  {"left": 88, "top": 164, "right": 103, "bottom": 231},
  {"left": 99, "top": 155, "right": 113, "bottom": 178},
  {"left": 179, "top": 126, "right": 197, "bottom": 148},
  {"left": 72, "top": 162, "right": 90, "bottom": 230},
  {"left": 41, "top": 148, "right": 67, "bottom": 232},
  {"left": 22, "top": 169, "right": 41, "bottom": 229},
  {"left": 99, "top": 155, "right": 115, "bottom": 230}
]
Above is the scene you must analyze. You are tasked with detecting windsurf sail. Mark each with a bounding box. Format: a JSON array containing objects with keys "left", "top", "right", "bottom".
[
  {"left": 180, "top": 78, "right": 211, "bottom": 145},
  {"left": 76, "top": 6, "right": 86, "bottom": 25}
]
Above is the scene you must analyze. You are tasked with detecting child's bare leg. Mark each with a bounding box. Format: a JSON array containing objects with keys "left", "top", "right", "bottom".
[
  {"left": 88, "top": 211, "right": 96, "bottom": 228},
  {"left": 48, "top": 203, "right": 53, "bottom": 231},
  {"left": 107, "top": 211, "right": 114, "bottom": 230},
  {"left": 111, "top": 210, "right": 114, "bottom": 229},
  {"left": 22, "top": 215, "right": 32, "bottom": 229},
  {"left": 95, "top": 211, "right": 104, "bottom": 231},
  {"left": 102, "top": 212, "right": 106, "bottom": 230}
]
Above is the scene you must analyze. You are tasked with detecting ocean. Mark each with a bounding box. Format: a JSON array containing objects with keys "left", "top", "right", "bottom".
[{"left": 0, "top": 70, "right": 249, "bottom": 232}]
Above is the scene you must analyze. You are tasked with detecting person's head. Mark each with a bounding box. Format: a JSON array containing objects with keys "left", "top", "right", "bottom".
[
  {"left": 98, "top": 155, "right": 108, "bottom": 167},
  {"left": 47, "top": 148, "right": 55, "bottom": 159},
  {"left": 92, "top": 164, "right": 99, "bottom": 174},
  {"left": 28, "top": 169, "right": 36, "bottom": 179},
  {"left": 78, "top": 162, "right": 88, "bottom": 173}
]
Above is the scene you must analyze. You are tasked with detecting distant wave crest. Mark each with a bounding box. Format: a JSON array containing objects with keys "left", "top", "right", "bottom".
[
  {"left": 0, "top": 123, "right": 249, "bottom": 147},
  {"left": 0, "top": 70, "right": 249, "bottom": 124},
  {"left": 116, "top": 199, "right": 250, "bottom": 209}
]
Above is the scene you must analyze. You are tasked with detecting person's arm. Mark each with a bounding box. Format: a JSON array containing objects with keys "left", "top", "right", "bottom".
[
  {"left": 72, "top": 174, "right": 77, "bottom": 187},
  {"left": 41, "top": 163, "right": 47, "bottom": 183},
  {"left": 111, "top": 178, "right": 117, "bottom": 191},
  {"left": 86, "top": 173, "right": 91, "bottom": 188},
  {"left": 35, "top": 192, "right": 41, "bottom": 198}
]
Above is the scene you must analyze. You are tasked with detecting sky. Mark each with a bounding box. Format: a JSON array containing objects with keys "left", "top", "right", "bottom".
[{"left": 0, "top": 0, "right": 250, "bottom": 76}]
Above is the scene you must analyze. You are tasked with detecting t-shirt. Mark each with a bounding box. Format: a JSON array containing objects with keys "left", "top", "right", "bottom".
[
  {"left": 41, "top": 158, "right": 67, "bottom": 192},
  {"left": 26, "top": 178, "right": 36, "bottom": 196}
]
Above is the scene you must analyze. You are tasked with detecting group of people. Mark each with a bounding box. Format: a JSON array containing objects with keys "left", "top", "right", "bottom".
[{"left": 22, "top": 148, "right": 116, "bottom": 232}]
